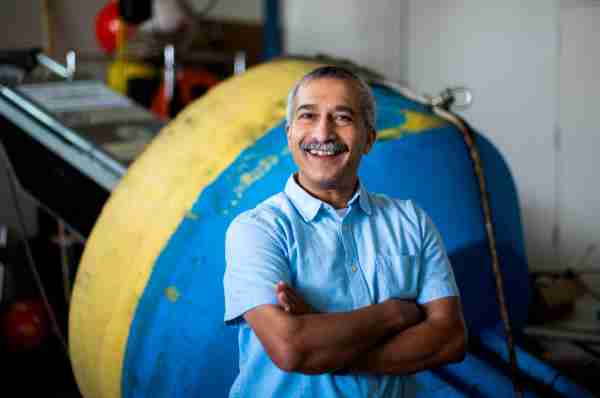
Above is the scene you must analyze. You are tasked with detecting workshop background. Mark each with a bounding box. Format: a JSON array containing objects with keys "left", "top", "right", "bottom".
[{"left": 0, "top": 0, "right": 598, "bottom": 397}]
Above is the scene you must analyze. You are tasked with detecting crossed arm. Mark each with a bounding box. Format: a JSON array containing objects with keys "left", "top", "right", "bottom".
[{"left": 243, "top": 282, "right": 467, "bottom": 375}]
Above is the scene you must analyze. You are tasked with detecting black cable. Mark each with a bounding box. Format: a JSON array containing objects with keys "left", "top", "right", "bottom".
[{"left": 572, "top": 341, "right": 600, "bottom": 361}]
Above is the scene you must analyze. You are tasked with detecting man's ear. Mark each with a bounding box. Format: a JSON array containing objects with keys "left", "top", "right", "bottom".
[
  {"left": 363, "top": 128, "right": 377, "bottom": 154},
  {"left": 285, "top": 125, "right": 293, "bottom": 151}
]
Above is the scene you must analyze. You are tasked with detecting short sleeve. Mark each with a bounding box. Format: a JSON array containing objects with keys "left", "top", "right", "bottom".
[
  {"left": 414, "top": 205, "right": 460, "bottom": 304},
  {"left": 223, "top": 213, "right": 291, "bottom": 325}
]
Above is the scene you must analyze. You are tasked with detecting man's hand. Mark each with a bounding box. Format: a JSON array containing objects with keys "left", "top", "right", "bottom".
[
  {"left": 276, "top": 281, "right": 316, "bottom": 315},
  {"left": 389, "top": 298, "right": 424, "bottom": 329},
  {"left": 276, "top": 281, "right": 423, "bottom": 329},
  {"left": 347, "top": 296, "right": 467, "bottom": 375}
]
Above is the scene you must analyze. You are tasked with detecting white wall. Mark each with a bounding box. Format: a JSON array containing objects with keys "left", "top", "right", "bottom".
[
  {"left": 0, "top": 2, "right": 43, "bottom": 50},
  {"left": 0, "top": 0, "right": 108, "bottom": 58},
  {"left": 405, "top": 0, "right": 600, "bottom": 271},
  {"left": 191, "top": 0, "right": 262, "bottom": 22},
  {"left": 557, "top": 1, "right": 600, "bottom": 270},
  {"left": 405, "top": 0, "right": 561, "bottom": 270},
  {"left": 283, "top": 0, "right": 409, "bottom": 82}
]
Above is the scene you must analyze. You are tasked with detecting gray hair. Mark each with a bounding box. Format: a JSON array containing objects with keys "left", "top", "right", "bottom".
[{"left": 285, "top": 66, "right": 376, "bottom": 134}]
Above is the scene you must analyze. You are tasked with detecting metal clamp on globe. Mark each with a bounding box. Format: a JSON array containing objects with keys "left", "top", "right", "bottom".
[{"left": 428, "top": 86, "right": 473, "bottom": 111}]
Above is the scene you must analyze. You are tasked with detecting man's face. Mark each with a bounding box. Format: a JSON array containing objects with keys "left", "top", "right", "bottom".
[{"left": 286, "top": 77, "right": 376, "bottom": 193}]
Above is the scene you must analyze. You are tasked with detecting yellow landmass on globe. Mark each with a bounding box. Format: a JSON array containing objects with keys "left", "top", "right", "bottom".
[{"left": 377, "top": 109, "right": 447, "bottom": 141}]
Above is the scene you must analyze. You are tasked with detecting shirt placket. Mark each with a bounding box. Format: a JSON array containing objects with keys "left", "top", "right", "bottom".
[{"left": 338, "top": 212, "right": 372, "bottom": 308}]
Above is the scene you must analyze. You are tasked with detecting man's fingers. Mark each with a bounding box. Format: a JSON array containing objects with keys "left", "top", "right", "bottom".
[
  {"left": 278, "top": 282, "right": 299, "bottom": 300},
  {"left": 277, "top": 289, "right": 291, "bottom": 312},
  {"left": 276, "top": 281, "right": 293, "bottom": 296},
  {"left": 276, "top": 282, "right": 293, "bottom": 312},
  {"left": 277, "top": 282, "right": 296, "bottom": 299},
  {"left": 276, "top": 281, "right": 286, "bottom": 293},
  {"left": 275, "top": 281, "right": 313, "bottom": 314},
  {"left": 285, "top": 286, "right": 305, "bottom": 307}
]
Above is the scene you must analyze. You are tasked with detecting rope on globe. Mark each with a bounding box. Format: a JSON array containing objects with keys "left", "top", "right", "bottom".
[{"left": 373, "top": 78, "right": 523, "bottom": 397}]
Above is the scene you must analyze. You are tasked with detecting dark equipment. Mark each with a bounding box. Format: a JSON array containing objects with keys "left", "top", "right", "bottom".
[{"left": 0, "top": 49, "right": 164, "bottom": 239}]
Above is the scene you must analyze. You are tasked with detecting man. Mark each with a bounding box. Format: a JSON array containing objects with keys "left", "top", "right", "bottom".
[{"left": 223, "top": 66, "right": 467, "bottom": 397}]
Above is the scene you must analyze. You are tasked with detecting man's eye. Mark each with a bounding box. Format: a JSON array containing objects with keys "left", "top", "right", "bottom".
[
  {"left": 298, "top": 113, "right": 315, "bottom": 120},
  {"left": 335, "top": 115, "right": 352, "bottom": 123}
]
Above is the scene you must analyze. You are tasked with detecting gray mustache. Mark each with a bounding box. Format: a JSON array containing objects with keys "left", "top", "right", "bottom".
[{"left": 300, "top": 142, "right": 348, "bottom": 152}]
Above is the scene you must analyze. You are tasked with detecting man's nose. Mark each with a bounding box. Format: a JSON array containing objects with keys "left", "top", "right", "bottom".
[{"left": 313, "top": 114, "right": 334, "bottom": 141}]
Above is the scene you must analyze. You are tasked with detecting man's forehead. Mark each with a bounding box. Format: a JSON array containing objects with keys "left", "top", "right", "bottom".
[{"left": 294, "top": 77, "right": 360, "bottom": 109}]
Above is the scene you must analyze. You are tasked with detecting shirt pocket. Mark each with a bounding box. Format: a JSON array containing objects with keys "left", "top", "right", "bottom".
[{"left": 375, "top": 254, "right": 419, "bottom": 301}]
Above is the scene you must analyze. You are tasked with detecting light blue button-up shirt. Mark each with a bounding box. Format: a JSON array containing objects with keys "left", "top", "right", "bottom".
[{"left": 224, "top": 175, "right": 459, "bottom": 398}]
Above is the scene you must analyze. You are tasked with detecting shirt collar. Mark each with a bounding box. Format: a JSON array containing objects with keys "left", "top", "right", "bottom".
[{"left": 284, "top": 174, "right": 372, "bottom": 222}]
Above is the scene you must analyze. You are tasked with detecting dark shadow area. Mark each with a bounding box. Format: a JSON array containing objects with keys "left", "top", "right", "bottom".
[
  {"left": 1, "top": 211, "right": 83, "bottom": 397},
  {"left": 468, "top": 336, "right": 567, "bottom": 398},
  {"left": 448, "top": 241, "right": 531, "bottom": 334}
]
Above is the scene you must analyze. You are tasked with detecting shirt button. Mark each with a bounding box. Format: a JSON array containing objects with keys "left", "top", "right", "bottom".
[{"left": 351, "top": 265, "right": 357, "bottom": 273}]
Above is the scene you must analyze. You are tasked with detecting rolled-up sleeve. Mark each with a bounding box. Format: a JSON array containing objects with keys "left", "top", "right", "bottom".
[
  {"left": 223, "top": 213, "right": 290, "bottom": 325},
  {"left": 414, "top": 205, "right": 460, "bottom": 305}
]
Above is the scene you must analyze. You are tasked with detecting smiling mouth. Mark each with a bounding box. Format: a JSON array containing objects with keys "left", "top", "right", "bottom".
[{"left": 300, "top": 142, "right": 348, "bottom": 157}]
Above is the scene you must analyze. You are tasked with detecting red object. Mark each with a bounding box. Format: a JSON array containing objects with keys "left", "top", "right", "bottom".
[
  {"left": 95, "top": 0, "right": 133, "bottom": 54},
  {"left": 177, "top": 68, "right": 220, "bottom": 105},
  {"left": 151, "top": 67, "right": 220, "bottom": 120},
  {"left": 1, "top": 299, "right": 49, "bottom": 352}
]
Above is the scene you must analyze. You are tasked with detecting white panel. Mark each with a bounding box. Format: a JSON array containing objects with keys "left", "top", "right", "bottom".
[
  {"left": 558, "top": 4, "right": 600, "bottom": 271},
  {"left": 191, "top": 0, "right": 262, "bottom": 22},
  {"left": 0, "top": 2, "right": 43, "bottom": 49},
  {"left": 51, "top": 0, "right": 107, "bottom": 57},
  {"left": 283, "top": 0, "right": 409, "bottom": 81},
  {"left": 406, "top": 0, "right": 560, "bottom": 269}
]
